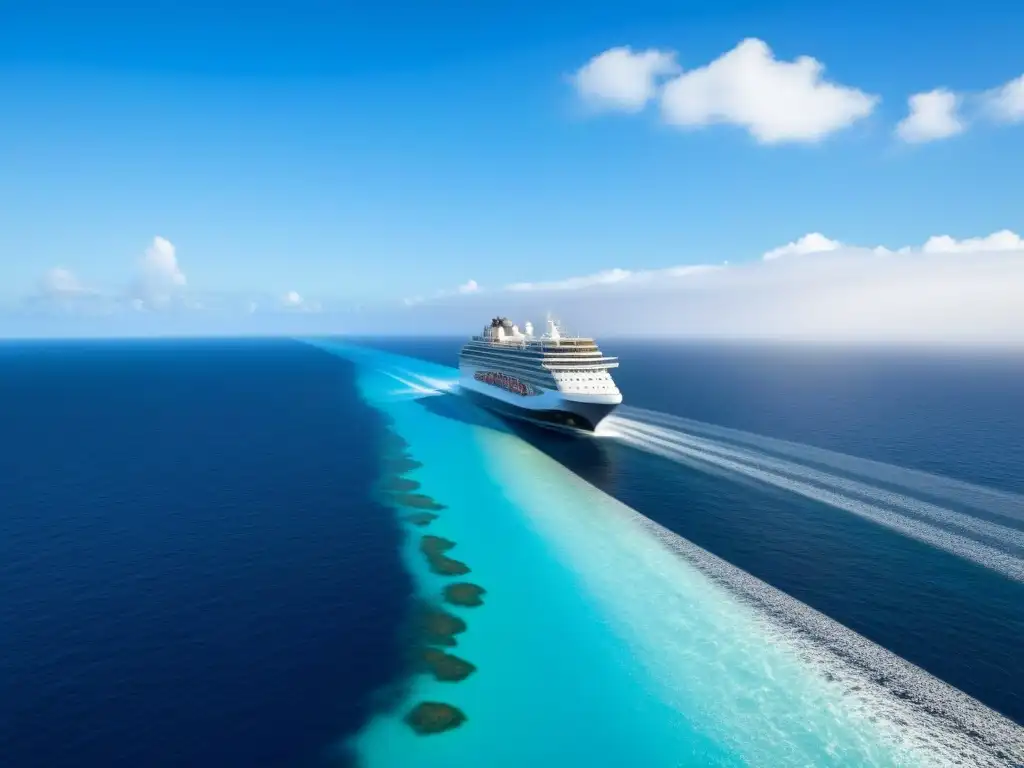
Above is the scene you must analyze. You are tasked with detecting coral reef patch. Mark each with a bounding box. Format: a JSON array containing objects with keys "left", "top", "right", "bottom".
[
  {"left": 381, "top": 476, "right": 421, "bottom": 493},
  {"left": 384, "top": 456, "right": 423, "bottom": 474},
  {"left": 404, "top": 702, "right": 467, "bottom": 735},
  {"left": 395, "top": 493, "right": 447, "bottom": 511},
  {"left": 420, "top": 606, "right": 467, "bottom": 647},
  {"left": 403, "top": 512, "right": 438, "bottom": 527},
  {"left": 420, "top": 535, "right": 470, "bottom": 576},
  {"left": 381, "top": 430, "right": 409, "bottom": 454},
  {"left": 443, "top": 582, "right": 487, "bottom": 608},
  {"left": 420, "top": 648, "right": 477, "bottom": 682}
]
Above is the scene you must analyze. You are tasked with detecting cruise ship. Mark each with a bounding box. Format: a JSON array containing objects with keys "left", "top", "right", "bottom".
[{"left": 457, "top": 316, "right": 622, "bottom": 432}]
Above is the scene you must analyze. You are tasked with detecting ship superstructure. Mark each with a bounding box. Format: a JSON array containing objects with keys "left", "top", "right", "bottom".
[{"left": 457, "top": 316, "right": 622, "bottom": 431}]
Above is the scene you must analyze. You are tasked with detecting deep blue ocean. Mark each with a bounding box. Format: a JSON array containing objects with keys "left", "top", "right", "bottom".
[{"left": 1, "top": 337, "right": 1022, "bottom": 767}]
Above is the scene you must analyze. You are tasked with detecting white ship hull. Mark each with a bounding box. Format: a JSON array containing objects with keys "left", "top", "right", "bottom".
[{"left": 458, "top": 364, "right": 620, "bottom": 432}]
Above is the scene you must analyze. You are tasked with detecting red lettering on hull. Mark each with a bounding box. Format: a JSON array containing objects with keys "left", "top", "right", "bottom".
[{"left": 473, "top": 370, "right": 539, "bottom": 397}]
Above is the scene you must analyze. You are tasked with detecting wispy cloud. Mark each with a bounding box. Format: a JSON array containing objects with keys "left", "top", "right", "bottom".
[
  {"left": 982, "top": 73, "right": 1024, "bottom": 123},
  {"left": 405, "top": 278, "right": 481, "bottom": 306},
  {"left": 506, "top": 268, "right": 633, "bottom": 292},
  {"left": 39, "top": 267, "right": 89, "bottom": 297}
]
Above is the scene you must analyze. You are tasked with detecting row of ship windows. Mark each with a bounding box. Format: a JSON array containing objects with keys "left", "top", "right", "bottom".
[
  {"left": 462, "top": 345, "right": 604, "bottom": 357},
  {"left": 463, "top": 354, "right": 613, "bottom": 372}
]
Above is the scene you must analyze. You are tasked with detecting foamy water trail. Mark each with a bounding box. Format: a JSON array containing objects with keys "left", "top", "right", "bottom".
[
  {"left": 601, "top": 497, "right": 1024, "bottom": 765},
  {"left": 621, "top": 405, "right": 1024, "bottom": 525},
  {"left": 610, "top": 417, "right": 1024, "bottom": 553},
  {"left": 606, "top": 420, "right": 1024, "bottom": 582},
  {"left": 382, "top": 371, "right": 437, "bottom": 394}
]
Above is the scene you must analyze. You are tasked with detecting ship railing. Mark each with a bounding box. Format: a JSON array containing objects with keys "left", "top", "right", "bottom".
[
  {"left": 542, "top": 359, "right": 619, "bottom": 370},
  {"left": 469, "top": 335, "right": 596, "bottom": 347}
]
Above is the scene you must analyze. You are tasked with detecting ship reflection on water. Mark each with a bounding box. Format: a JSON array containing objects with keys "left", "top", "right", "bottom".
[{"left": 415, "top": 392, "right": 617, "bottom": 491}]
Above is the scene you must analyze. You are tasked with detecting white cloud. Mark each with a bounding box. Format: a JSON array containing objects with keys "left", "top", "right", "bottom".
[
  {"left": 387, "top": 229, "right": 1024, "bottom": 346},
  {"left": 40, "top": 267, "right": 87, "bottom": 296},
  {"left": 143, "top": 236, "right": 186, "bottom": 286},
  {"left": 763, "top": 230, "right": 1024, "bottom": 259},
  {"left": 507, "top": 268, "right": 634, "bottom": 292},
  {"left": 406, "top": 279, "right": 482, "bottom": 305},
  {"left": 659, "top": 38, "right": 878, "bottom": 143},
  {"left": 412, "top": 265, "right": 726, "bottom": 302},
  {"left": 896, "top": 89, "right": 964, "bottom": 143},
  {"left": 279, "top": 289, "right": 321, "bottom": 313},
  {"left": 982, "top": 73, "right": 1024, "bottom": 123},
  {"left": 134, "top": 236, "right": 186, "bottom": 306},
  {"left": 762, "top": 232, "right": 843, "bottom": 260},
  {"left": 572, "top": 46, "right": 679, "bottom": 112},
  {"left": 921, "top": 229, "right": 1023, "bottom": 254}
]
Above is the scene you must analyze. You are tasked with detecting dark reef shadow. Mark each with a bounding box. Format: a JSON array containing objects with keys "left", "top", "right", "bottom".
[
  {"left": 416, "top": 391, "right": 498, "bottom": 430},
  {"left": 414, "top": 392, "right": 616, "bottom": 489}
]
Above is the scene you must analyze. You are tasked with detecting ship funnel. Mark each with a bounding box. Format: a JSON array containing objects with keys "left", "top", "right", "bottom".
[
  {"left": 546, "top": 318, "right": 560, "bottom": 340},
  {"left": 524, "top": 321, "right": 534, "bottom": 336}
]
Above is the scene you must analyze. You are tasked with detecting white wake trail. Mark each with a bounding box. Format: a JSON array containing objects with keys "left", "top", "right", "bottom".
[
  {"left": 396, "top": 369, "right": 459, "bottom": 393},
  {"left": 381, "top": 371, "right": 444, "bottom": 398},
  {"left": 620, "top": 405, "right": 1024, "bottom": 525},
  {"left": 612, "top": 417, "right": 1024, "bottom": 553},
  {"left": 607, "top": 419, "right": 1024, "bottom": 582}
]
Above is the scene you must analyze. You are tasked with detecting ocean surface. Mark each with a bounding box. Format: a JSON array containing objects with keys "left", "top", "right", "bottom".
[{"left": 1, "top": 337, "right": 1022, "bottom": 767}]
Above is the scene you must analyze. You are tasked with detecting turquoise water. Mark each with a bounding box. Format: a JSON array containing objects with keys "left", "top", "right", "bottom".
[{"left": 305, "top": 339, "right": 1023, "bottom": 768}]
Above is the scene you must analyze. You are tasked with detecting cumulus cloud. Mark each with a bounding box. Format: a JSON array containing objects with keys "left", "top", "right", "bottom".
[
  {"left": 457, "top": 279, "right": 480, "bottom": 294},
  {"left": 572, "top": 46, "right": 679, "bottom": 112},
  {"left": 921, "top": 229, "right": 1023, "bottom": 254},
  {"left": 762, "top": 232, "right": 843, "bottom": 260},
  {"left": 658, "top": 38, "right": 878, "bottom": 143},
  {"left": 896, "top": 89, "right": 964, "bottom": 143},
  {"left": 133, "top": 236, "right": 187, "bottom": 306},
  {"left": 982, "top": 73, "right": 1024, "bottom": 123}
]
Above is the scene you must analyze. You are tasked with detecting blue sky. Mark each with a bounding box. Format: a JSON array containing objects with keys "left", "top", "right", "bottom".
[{"left": 2, "top": 0, "right": 1022, "bottom": 340}]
